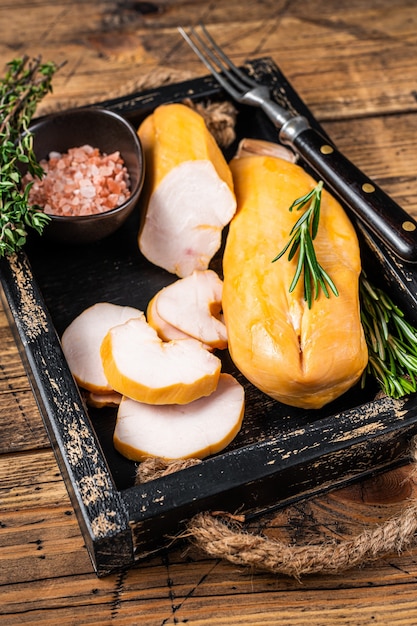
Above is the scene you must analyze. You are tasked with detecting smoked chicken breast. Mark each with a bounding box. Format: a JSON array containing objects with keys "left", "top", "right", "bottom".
[
  {"left": 222, "top": 154, "right": 368, "bottom": 409},
  {"left": 137, "top": 103, "right": 236, "bottom": 277}
]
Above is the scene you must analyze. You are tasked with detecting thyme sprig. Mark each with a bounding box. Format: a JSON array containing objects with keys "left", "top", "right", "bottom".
[
  {"left": 360, "top": 273, "right": 417, "bottom": 398},
  {"left": 0, "top": 55, "right": 61, "bottom": 256},
  {"left": 272, "top": 181, "right": 339, "bottom": 308}
]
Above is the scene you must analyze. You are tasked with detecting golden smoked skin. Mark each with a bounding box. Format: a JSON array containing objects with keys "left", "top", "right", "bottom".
[
  {"left": 222, "top": 155, "right": 368, "bottom": 409},
  {"left": 138, "top": 103, "right": 234, "bottom": 192}
]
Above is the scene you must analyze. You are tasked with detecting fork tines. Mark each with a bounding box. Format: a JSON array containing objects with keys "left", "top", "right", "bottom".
[{"left": 178, "top": 25, "right": 257, "bottom": 100}]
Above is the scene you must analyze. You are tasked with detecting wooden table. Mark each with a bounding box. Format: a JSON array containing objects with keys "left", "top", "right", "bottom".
[{"left": 3, "top": 1, "right": 417, "bottom": 623}]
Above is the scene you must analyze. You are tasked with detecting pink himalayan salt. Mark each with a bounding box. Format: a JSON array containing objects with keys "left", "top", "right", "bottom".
[{"left": 23, "top": 144, "right": 131, "bottom": 217}]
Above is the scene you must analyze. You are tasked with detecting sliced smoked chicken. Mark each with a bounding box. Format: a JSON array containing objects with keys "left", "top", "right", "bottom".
[
  {"left": 137, "top": 103, "right": 236, "bottom": 277},
  {"left": 100, "top": 316, "right": 222, "bottom": 405},
  {"left": 147, "top": 269, "right": 227, "bottom": 350},
  {"left": 61, "top": 302, "right": 143, "bottom": 394},
  {"left": 113, "top": 373, "right": 245, "bottom": 461}
]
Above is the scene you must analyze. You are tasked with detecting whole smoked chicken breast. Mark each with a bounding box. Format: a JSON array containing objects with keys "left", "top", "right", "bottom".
[{"left": 222, "top": 154, "right": 368, "bottom": 409}]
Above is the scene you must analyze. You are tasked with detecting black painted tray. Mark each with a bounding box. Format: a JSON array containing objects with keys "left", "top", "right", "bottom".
[{"left": 2, "top": 58, "right": 417, "bottom": 577}]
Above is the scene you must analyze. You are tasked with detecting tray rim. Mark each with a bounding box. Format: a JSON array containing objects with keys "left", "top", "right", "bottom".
[{"left": 2, "top": 57, "right": 417, "bottom": 576}]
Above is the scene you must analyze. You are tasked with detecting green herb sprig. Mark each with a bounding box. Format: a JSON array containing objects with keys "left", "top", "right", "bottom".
[
  {"left": 360, "top": 272, "right": 417, "bottom": 398},
  {"left": 272, "top": 180, "right": 417, "bottom": 398},
  {"left": 272, "top": 181, "right": 338, "bottom": 308},
  {"left": 0, "top": 55, "right": 61, "bottom": 256}
]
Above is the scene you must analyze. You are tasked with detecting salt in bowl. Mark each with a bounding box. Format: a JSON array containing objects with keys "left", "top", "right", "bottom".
[{"left": 26, "top": 107, "right": 145, "bottom": 244}]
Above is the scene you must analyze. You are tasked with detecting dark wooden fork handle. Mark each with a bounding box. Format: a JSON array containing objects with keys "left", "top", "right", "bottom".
[{"left": 280, "top": 121, "right": 417, "bottom": 263}]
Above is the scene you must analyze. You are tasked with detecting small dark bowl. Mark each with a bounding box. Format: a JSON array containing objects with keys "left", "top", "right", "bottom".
[{"left": 27, "top": 107, "right": 145, "bottom": 244}]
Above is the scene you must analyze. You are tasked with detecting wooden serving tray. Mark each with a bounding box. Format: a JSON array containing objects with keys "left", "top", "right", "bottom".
[{"left": 2, "top": 58, "right": 417, "bottom": 577}]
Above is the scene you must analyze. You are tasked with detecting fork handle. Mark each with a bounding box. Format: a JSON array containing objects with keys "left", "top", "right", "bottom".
[{"left": 279, "top": 120, "right": 417, "bottom": 263}]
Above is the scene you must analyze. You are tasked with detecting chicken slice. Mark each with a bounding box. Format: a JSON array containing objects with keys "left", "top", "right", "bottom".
[
  {"left": 138, "top": 103, "right": 236, "bottom": 277},
  {"left": 147, "top": 292, "right": 193, "bottom": 342},
  {"left": 113, "top": 373, "right": 245, "bottom": 461},
  {"left": 85, "top": 391, "right": 122, "bottom": 408},
  {"left": 148, "top": 269, "right": 227, "bottom": 350},
  {"left": 100, "top": 316, "right": 222, "bottom": 405},
  {"left": 61, "top": 302, "right": 143, "bottom": 393}
]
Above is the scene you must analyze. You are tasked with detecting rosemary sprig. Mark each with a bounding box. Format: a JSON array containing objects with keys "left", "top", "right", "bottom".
[
  {"left": 360, "top": 272, "right": 417, "bottom": 398},
  {"left": 272, "top": 181, "right": 338, "bottom": 308},
  {"left": 271, "top": 180, "right": 417, "bottom": 398},
  {"left": 0, "top": 55, "right": 61, "bottom": 256}
]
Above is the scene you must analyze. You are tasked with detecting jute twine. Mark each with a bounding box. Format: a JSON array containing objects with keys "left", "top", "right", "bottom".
[
  {"left": 136, "top": 441, "right": 417, "bottom": 579},
  {"left": 46, "top": 67, "right": 417, "bottom": 578}
]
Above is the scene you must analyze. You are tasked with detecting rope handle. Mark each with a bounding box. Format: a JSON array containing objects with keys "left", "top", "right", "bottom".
[{"left": 137, "top": 454, "right": 417, "bottom": 579}]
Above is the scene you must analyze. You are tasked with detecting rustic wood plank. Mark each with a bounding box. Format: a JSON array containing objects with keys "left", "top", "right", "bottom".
[
  {"left": 0, "top": 450, "right": 91, "bottom": 584},
  {"left": 3, "top": 532, "right": 417, "bottom": 623},
  {"left": 4, "top": 473, "right": 417, "bottom": 626},
  {"left": 1, "top": 1, "right": 417, "bottom": 120},
  {"left": 0, "top": 320, "right": 34, "bottom": 390},
  {"left": 0, "top": 392, "right": 48, "bottom": 453},
  {"left": 322, "top": 113, "right": 417, "bottom": 218},
  {"left": 0, "top": 449, "right": 62, "bottom": 498},
  {"left": 0, "top": 303, "right": 49, "bottom": 453}
]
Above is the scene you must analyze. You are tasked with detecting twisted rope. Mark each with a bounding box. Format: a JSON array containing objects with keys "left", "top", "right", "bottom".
[{"left": 137, "top": 439, "right": 417, "bottom": 578}]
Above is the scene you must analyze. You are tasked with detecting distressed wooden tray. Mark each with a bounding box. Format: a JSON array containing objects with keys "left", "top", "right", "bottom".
[{"left": 2, "top": 58, "right": 417, "bottom": 577}]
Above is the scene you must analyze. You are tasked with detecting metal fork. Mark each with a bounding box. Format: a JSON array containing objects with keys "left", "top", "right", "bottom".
[
  {"left": 179, "top": 25, "right": 417, "bottom": 263},
  {"left": 178, "top": 25, "right": 293, "bottom": 129}
]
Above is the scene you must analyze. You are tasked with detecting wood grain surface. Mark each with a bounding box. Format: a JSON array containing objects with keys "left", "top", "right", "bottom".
[{"left": 3, "top": 1, "right": 417, "bottom": 624}]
